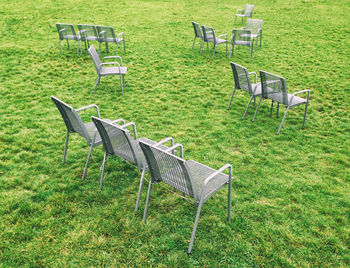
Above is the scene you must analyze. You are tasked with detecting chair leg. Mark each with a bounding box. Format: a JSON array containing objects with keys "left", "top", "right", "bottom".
[
  {"left": 227, "top": 88, "right": 236, "bottom": 110},
  {"left": 252, "top": 96, "right": 263, "bottom": 122},
  {"left": 135, "top": 168, "right": 146, "bottom": 211},
  {"left": 199, "top": 40, "right": 204, "bottom": 54},
  {"left": 226, "top": 42, "right": 228, "bottom": 57},
  {"left": 98, "top": 41, "right": 101, "bottom": 56},
  {"left": 116, "top": 43, "right": 119, "bottom": 56},
  {"left": 277, "top": 106, "right": 290, "bottom": 134},
  {"left": 187, "top": 201, "right": 204, "bottom": 254},
  {"left": 192, "top": 37, "right": 196, "bottom": 49},
  {"left": 302, "top": 101, "right": 309, "bottom": 129},
  {"left": 94, "top": 75, "right": 100, "bottom": 94},
  {"left": 270, "top": 100, "right": 274, "bottom": 117},
  {"left": 254, "top": 96, "right": 256, "bottom": 107},
  {"left": 249, "top": 42, "right": 253, "bottom": 61},
  {"left": 99, "top": 152, "right": 108, "bottom": 188},
  {"left": 277, "top": 103, "right": 280, "bottom": 118},
  {"left": 242, "top": 95, "right": 254, "bottom": 120},
  {"left": 120, "top": 75, "right": 124, "bottom": 96},
  {"left": 82, "top": 144, "right": 94, "bottom": 180},
  {"left": 260, "top": 33, "right": 262, "bottom": 47},
  {"left": 105, "top": 41, "right": 109, "bottom": 54},
  {"left": 66, "top": 39, "right": 69, "bottom": 50},
  {"left": 59, "top": 39, "right": 61, "bottom": 55},
  {"left": 76, "top": 41, "right": 79, "bottom": 55},
  {"left": 62, "top": 131, "right": 69, "bottom": 164},
  {"left": 212, "top": 44, "right": 217, "bottom": 58},
  {"left": 228, "top": 173, "right": 232, "bottom": 222},
  {"left": 143, "top": 180, "right": 153, "bottom": 222},
  {"left": 123, "top": 39, "right": 126, "bottom": 54}
]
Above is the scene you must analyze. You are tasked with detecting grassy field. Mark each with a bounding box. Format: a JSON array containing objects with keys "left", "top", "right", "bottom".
[{"left": 0, "top": 0, "right": 349, "bottom": 266}]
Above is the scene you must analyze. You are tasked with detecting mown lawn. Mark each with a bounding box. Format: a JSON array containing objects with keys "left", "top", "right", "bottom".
[{"left": 0, "top": 0, "right": 349, "bottom": 266}]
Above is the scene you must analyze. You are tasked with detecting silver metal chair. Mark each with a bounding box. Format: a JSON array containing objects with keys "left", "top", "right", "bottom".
[
  {"left": 51, "top": 96, "right": 114, "bottom": 180},
  {"left": 139, "top": 141, "right": 233, "bottom": 254},
  {"left": 192, "top": 21, "right": 204, "bottom": 54},
  {"left": 77, "top": 24, "right": 99, "bottom": 55},
  {"left": 229, "top": 28, "right": 255, "bottom": 60},
  {"left": 96, "top": 25, "right": 125, "bottom": 56},
  {"left": 56, "top": 23, "right": 81, "bottom": 55},
  {"left": 201, "top": 25, "right": 228, "bottom": 58},
  {"left": 91, "top": 116, "right": 174, "bottom": 211},
  {"left": 243, "top": 19, "right": 263, "bottom": 47},
  {"left": 227, "top": 62, "right": 262, "bottom": 120},
  {"left": 88, "top": 45, "right": 127, "bottom": 95},
  {"left": 235, "top": 4, "right": 254, "bottom": 24},
  {"left": 253, "top": 71, "right": 310, "bottom": 134}
]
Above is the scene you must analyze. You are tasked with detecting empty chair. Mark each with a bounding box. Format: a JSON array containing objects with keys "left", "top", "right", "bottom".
[
  {"left": 139, "top": 141, "right": 233, "bottom": 254},
  {"left": 235, "top": 4, "right": 254, "bottom": 24},
  {"left": 51, "top": 96, "right": 118, "bottom": 180},
  {"left": 253, "top": 71, "right": 310, "bottom": 134},
  {"left": 56, "top": 23, "right": 81, "bottom": 55},
  {"left": 244, "top": 19, "right": 263, "bottom": 47},
  {"left": 229, "top": 28, "right": 255, "bottom": 60},
  {"left": 227, "top": 62, "right": 262, "bottom": 120},
  {"left": 96, "top": 25, "right": 125, "bottom": 56},
  {"left": 91, "top": 116, "right": 175, "bottom": 211},
  {"left": 191, "top": 21, "right": 205, "bottom": 54},
  {"left": 78, "top": 24, "right": 99, "bottom": 54},
  {"left": 201, "top": 25, "right": 228, "bottom": 58},
  {"left": 88, "top": 45, "right": 127, "bottom": 95}
]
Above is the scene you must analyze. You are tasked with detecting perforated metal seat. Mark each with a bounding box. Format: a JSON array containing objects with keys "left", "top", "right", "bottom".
[
  {"left": 56, "top": 23, "right": 81, "bottom": 55},
  {"left": 88, "top": 45, "right": 127, "bottom": 95},
  {"left": 91, "top": 117, "right": 175, "bottom": 211},
  {"left": 253, "top": 71, "right": 310, "bottom": 134},
  {"left": 139, "top": 141, "right": 233, "bottom": 254}
]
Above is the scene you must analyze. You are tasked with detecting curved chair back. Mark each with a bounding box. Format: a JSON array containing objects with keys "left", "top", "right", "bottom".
[
  {"left": 96, "top": 25, "right": 116, "bottom": 41},
  {"left": 88, "top": 45, "right": 101, "bottom": 73},
  {"left": 244, "top": 4, "right": 255, "bottom": 16},
  {"left": 246, "top": 19, "right": 263, "bottom": 35},
  {"left": 201, "top": 25, "right": 216, "bottom": 44},
  {"left": 77, "top": 24, "right": 99, "bottom": 41},
  {"left": 139, "top": 141, "right": 195, "bottom": 198},
  {"left": 56, "top": 23, "right": 78, "bottom": 40},
  {"left": 92, "top": 117, "right": 143, "bottom": 170},
  {"left": 230, "top": 62, "right": 253, "bottom": 95},
  {"left": 260, "top": 71, "right": 288, "bottom": 105},
  {"left": 192, "top": 21, "right": 203, "bottom": 39},
  {"left": 51, "top": 96, "right": 90, "bottom": 142}
]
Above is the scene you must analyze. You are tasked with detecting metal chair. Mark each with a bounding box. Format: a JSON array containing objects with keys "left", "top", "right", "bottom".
[
  {"left": 56, "top": 23, "right": 81, "bottom": 55},
  {"left": 243, "top": 19, "right": 263, "bottom": 47},
  {"left": 201, "top": 25, "right": 228, "bottom": 58},
  {"left": 88, "top": 45, "right": 127, "bottom": 95},
  {"left": 77, "top": 24, "right": 99, "bottom": 55},
  {"left": 235, "top": 4, "right": 254, "bottom": 24},
  {"left": 229, "top": 28, "right": 255, "bottom": 60},
  {"left": 51, "top": 96, "right": 115, "bottom": 180},
  {"left": 253, "top": 71, "right": 310, "bottom": 134},
  {"left": 227, "top": 62, "right": 262, "bottom": 120},
  {"left": 139, "top": 141, "right": 233, "bottom": 254},
  {"left": 191, "top": 21, "right": 204, "bottom": 54},
  {"left": 96, "top": 25, "right": 125, "bottom": 56},
  {"left": 91, "top": 116, "right": 174, "bottom": 211}
]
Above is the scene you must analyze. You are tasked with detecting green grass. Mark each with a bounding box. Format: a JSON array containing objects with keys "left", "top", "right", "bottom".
[{"left": 0, "top": 0, "right": 349, "bottom": 266}]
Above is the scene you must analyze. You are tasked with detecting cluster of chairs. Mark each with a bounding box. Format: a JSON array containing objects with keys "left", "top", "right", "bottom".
[
  {"left": 56, "top": 23, "right": 126, "bottom": 56},
  {"left": 228, "top": 62, "right": 310, "bottom": 134},
  {"left": 192, "top": 4, "right": 263, "bottom": 60},
  {"left": 51, "top": 96, "right": 233, "bottom": 254}
]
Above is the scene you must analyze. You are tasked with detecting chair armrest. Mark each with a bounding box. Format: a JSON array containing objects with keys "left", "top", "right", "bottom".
[
  {"left": 99, "top": 62, "right": 121, "bottom": 67},
  {"left": 121, "top": 122, "right": 137, "bottom": 139},
  {"left": 165, "top": 144, "right": 184, "bottom": 159},
  {"left": 154, "top": 137, "right": 174, "bottom": 147},
  {"left": 99, "top": 30, "right": 107, "bottom": 40},
  {"left": 117, "top": 32, "right": 125, "bottom": 39},
  {"left": 236, "top": 9, "right": 243, "bottom": 15},
  {"left": 59, "top": 28, "right": 66, "bottom": 32},
  {"left": 111, "top": 119, "right": 125, "bottom": 125},
  {"left": 76, "top": 104, "right": 100, "bottom": 117},
  {"left": 103, "top": 55, "right": 122, "bottom": 65},
  {"left": 248, "top": 72, "right": 257, "bottom": 83},
  {"left": 217, "top": 34, "right": 228, "bottom": 40},
  {"left": 289, "top": 89, "right": 310, "bottom": 105},
  {"left": 200, "top": 164, "right": 232, "bottom": 199}
]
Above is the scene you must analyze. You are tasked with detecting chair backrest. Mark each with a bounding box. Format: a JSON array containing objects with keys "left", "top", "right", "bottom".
[
  {"left": 96, "top": 25, "right": 116, "bottom": 40},
  {"left": 230, "top": 62, "right": 252, "bottom": 94},
  {"left": 260, "top": 71, "right": 288, "bottom": 105},
  {"left": 56, "top": 23, "right": 78, "bottom": 40},
  {"left": 244, "top": 4, "right": 255, "bottom": 16},
  {"left": 192, "top": 21, "right": 203, "bottom": 39},
  {"left": 201, "top": 25, "right": 216, "bottom": 43},
  {"left": 88, "top": 45, "right": 101, "bottom": 73},
  {"left": 77, "top": 24, "right": 99, "bottom": 41},
  {"left": 231, "top": 28, "right": 253, "bottom": 44},
  {"left": 51, "top": 96, "right": 91, "bottom": 142},
  {"left": 139, "top": 141, "right": 195, "bottom": 199},
  {"left": 91, "top": 117, "right": 143, "bottom": 169},
  {"left": 246, "top": 19, "right": 263, "bottom": 35}
]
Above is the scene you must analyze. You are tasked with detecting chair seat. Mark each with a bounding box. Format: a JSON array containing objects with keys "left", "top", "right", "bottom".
[
  {"left": 234, "top": 40, "right": 252, "bottom": 46},
  {"left": 236, "top": 14, "right": 249, "bottom": 17},
  {"left": 250, "top": 83, "right": 262, "bottom": 96},
  {"left": 100, "top": 66, "right": 127, "bottom": 76},
  {"left": 62, "top": 35, "right": 80, "bottom": 40},
  {"left": 208, "top": 37, "right": 227, "bottom": 44},
  {"left": 83, "top": 36, "right": 99, "bottom": 41},
  {"left": 186, "top": 160, "right": 229, "bottom": 202},
  {"left": 241, "top": 33, "right": 259, "bottom": 39},
  {"left": 268, "top": 92, "right": 307, "bottom": 107},
  {"left": 103, "top": 37, "right": 124, "bottom": 43}
]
